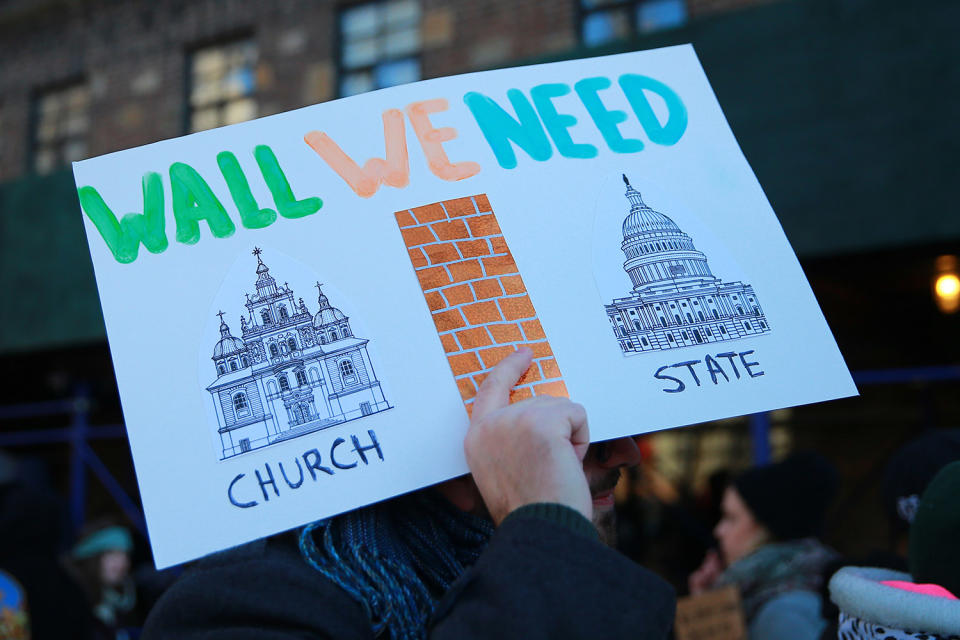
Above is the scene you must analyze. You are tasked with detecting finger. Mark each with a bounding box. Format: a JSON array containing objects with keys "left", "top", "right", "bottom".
[
  {"left": 471, "top": 347, "right": 534, "bottom": 420},
  {"left": 566, "top": 403, "right": 590, "bottom": 461}
]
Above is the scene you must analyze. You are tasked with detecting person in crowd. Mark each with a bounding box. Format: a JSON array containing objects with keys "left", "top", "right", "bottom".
[
  {"left": 143, "top": 348, "right": 677, "bottom": 639},
  {"left": 0, "top": 449, "right": 96, "bottom": 640},
  {"left": 829, "top": 460, "right": 960, "bottom": 638},
  {"left": 70, "top": 521, "right": 139, "bottom": 639},
  {"left": 688, "top": 452, "right": 840, "bottom": 640}
]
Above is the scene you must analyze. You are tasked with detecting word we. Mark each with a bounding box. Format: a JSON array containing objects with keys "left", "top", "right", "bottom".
[
  {"left": 654, "top": 350, "right": 764, "bottom": 393},
  {"left": 78, "top": 145, "right": 320, "bottom": 264},
  {"left": 227, "top": 429, "right": 383, "bottom": 509}
]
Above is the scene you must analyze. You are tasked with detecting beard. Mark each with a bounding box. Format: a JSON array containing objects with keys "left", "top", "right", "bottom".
[{"left": 589, "top": 468, "right": 622, "bottom": 546}]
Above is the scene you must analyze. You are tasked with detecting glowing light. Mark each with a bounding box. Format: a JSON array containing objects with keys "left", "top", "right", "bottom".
[
  {"left": 933, "top": 256, "right": 960, "bottom": 314},
  {"left": 936, "top": 274, "right": 960, "bottom": 298}
]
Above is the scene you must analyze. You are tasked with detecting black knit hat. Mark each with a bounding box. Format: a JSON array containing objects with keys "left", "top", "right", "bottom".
[
  {"left": 882, "top": 429, "right": 960, "bottom": 534},
  {"left": 733, "top": 452, "right": 838, "bottom": 541},
  {"left": 909, "top": 461, "right": 960, "bottom": 596}
]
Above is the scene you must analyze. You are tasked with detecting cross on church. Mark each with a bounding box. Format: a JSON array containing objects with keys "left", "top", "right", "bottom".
[
  {"left": 252, "top": 247, "right": 262, "bottom": 258},
  {"left": 216, "top": 310, "right": 225, "bottom": 322}
]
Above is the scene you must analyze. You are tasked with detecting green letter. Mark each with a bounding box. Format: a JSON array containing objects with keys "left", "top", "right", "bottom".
[
  {"left": 618, "top": 74, "right": 687, "bottom": 146},
  {"left": 530, "top": 83, "right": 596, "bottom": 159},
  {"left": 170, "top": 161, "right": 236, "bottom": 244},
  {"left": 217, "top": 151, "right": 277, "bottom": 229},
  {"left": 575, "top": 76, "right": 644, "bottom": 154},
  {"left": 254, "top": 145, "right": 322, "bottom": 219},
  {"left": 463, "top": 89, "right": 553, "bottom": 170},
  {"left": 78, "top": 172, "right": 168, "bottom": 264}
]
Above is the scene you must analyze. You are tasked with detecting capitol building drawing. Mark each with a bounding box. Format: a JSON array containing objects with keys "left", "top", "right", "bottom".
[
  {"left": 605, "top": 176, "right": 771, "bottom": 354},
  {"left": 206, "top": 249, "right": 390, "bottom": 460}
]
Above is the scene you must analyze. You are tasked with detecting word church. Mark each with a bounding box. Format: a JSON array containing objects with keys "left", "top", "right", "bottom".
[
  {"left": 206, "top": 249, "right": 390, "bottom": 459},
  {"left": 605, "top": 176, "right": 771, "bottom": 354}
]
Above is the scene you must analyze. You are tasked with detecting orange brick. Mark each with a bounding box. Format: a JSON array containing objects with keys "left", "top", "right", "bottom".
[
  {"left": 457, "top": 239, "right": 490, "bottom": 258},
  {"left": 424, "top": 242, "right": 461, "bottom": 264},
  {"left": 463, "top": 301, "right": 502, "bottom": 325},
  {"left": 467, "top": 214, "right": 502, "bottom": 237},
  {"left": 529, "top": 341, "right": 553, "bottom": 358},
  {"left": 408, "top": 248, "right": 427, "bottom": 269},
  {"left": 448, "top": 352, "right": 482, "bottom": 376},
  {"left": 432, "top": 219, "right": 470, "bottom": 241},
  {"left": 444, "top": 196, "right": 477, "bottom": 218},
  {"left": 475, "top": 194, "right": 492, "bottom": 212},
  {"left": 440, "top": 333, "right": 459, "bottom": 353},
  {"left": 501, "top": 274, "right": 526, "bottom": 294},
  {"left": 411, "top": 203, "right": 447, "bottom": 224},
  {"left": 509, "top": 386, "right": 533, "bottom": 403},
  {"left": 482, "top": 254, "right": 517, "bottom": 276},
  {"left": 401, "top": 226, "right": 436, "bottom": 247},
  {"left": 465, "top": 402, "right": 473, "bottom": 417},
  {"left": 395, "top": 210, "right": 416, "bottom": 228},
  {"left": 442, "top": 283, "right": 474, "bottom": 306},
  {"left": 518, "top": 363, "right": 542, "bottom": 385},
  {"left": 521, "top": 319, "right": 545, "bottom": 340},
  {"left": 457, "top": 377, "right": 477, "bottom": 401},
  {"left": 433, "top": 309, "right": 466, "bottom": 332},
  {"left": 456, "top": 327, "right": 492, "bottom": 349},
  {"left": 490, "top": 236, "right": 508, "bottom": 254},
  {"left": 539, "top": 357, "right": 561, "bottom": 379},
  {"left": 533, "top": 380, "right": 568, "bottom": 398},
  {"left": 473, "top": 278, "right": 504, "bottom": 299},
  {"left": 479, "top": 345, "right": 517, "bottom": 368},
  {"left": 488, "top": 323, "right": 522, "bottom": 343},
  {"left": 449, "top": 259, "right": 483, "bottom": 282},
  {"left": 499, "top": 295, "right": 535, "bottom": 321},
  {"left": 417, "top": 266, "right": 451, "bottom": 290},
  {"left": 425, "top": 291, "right": 446, "bottom": 311},
  {"left": 473, "top": 372, "right": 488, "bottom": 388}
]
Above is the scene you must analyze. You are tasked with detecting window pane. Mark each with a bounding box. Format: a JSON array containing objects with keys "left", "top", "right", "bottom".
[
  {"left": 582, "top": 8, "right": 631, "bottom": 46},
  {"left": 343, "top": 37, "right": 379, "bottom": 68},
  {"left": 340, "top": 71, "right": 375, "bottom": 97},
  {"left": 384, "top": 26, "right": 419, "bottom": 57},
  {"left": 385, "top": 0, "right": 420, "bottom": 26},
  {"left": 637, "top": 0, "right": 687, "bottom": 33},
  {"left": 63, "top": 139, "right": 87, "bottom": 163},
  {"left": 223, "top": 67, "right": 256, "bottom": 98},
  {"left": 191, "top": 107, "right": 220, "bottom": 132},
  {"left": 342, "top": 4, "right": 379, "bottom": 37},
  {"left": 223, "top": 98, "right": 256, "bottom": 125},
  {"left": 375, "top": 58, "right": 419, "bottom": 88}
]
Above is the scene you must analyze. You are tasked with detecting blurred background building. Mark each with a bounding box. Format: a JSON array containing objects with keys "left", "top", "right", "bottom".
[{"left": 0, "top": 0, "right": 957, "bottom": 579}]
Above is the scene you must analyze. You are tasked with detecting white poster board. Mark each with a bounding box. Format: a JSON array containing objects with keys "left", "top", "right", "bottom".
[{"left": 73, "top": 44, "right": 857, "bottom": 567}]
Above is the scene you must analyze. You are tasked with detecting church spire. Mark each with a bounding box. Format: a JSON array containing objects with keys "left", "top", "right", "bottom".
[
  {"left": 623, "top": 174, "right": 645, "bottom": 208},
  {"left": 252, "top": 247, "right": 278, "bottom": 297},
  {"left": 217, "top": 310, "right": 231, "bottom": 338},
  {"left": 316, "top": 281, "right": 331, "bottom": 309}
]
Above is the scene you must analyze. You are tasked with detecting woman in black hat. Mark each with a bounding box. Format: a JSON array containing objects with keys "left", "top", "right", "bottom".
[{"left": 688, "top": 452, "right": 839, "bottom": 640}]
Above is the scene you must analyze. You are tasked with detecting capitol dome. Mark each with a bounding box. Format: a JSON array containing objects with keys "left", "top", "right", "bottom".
[
  {"left": 213, "top": 317, "right": 246, "bottom": 358},
  {"left": 621, "top": 175, "right": 681, "bottom": 238}
]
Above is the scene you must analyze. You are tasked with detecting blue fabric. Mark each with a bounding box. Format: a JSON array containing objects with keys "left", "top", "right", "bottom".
[{"left": 750, "top": 590, "right": 825, "bottom": 640}]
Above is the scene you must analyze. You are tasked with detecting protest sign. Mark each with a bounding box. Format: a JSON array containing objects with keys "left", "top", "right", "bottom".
[
  {"left": 675, "top": 586, "right": 747, "bottom": 640},
  {"left": 73, "top": 44, "right": 857, "bottom": 566}
]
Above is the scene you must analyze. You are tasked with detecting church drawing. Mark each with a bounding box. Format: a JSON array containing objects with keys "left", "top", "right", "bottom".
[
  {"left": 605, "top": 176, "right": 771, "bottom": 354},
  {"left": 206, "top": 249, "right": 391, "bottom": 460}
]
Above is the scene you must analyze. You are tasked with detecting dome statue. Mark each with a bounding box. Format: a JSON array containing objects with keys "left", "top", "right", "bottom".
[
  {"left": 312, "top": 283, "right": 348, "bottom": 328},
  {"left": 621, "top": 174, "right": 682, "bottom": 239},
  {"left": 212, "top": 312, "right": 246, "bottom": 359}
]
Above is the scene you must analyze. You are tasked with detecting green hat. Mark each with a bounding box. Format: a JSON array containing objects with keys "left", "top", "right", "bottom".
[
  {"left": 72, "top": 526, "right": 133, "bottom": 559},
  {"left": 909, "top": 461, "right": 960, "bottom": 596}
]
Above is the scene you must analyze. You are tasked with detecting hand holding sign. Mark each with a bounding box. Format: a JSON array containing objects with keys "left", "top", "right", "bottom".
[{"left": 464, "top": 347, "right": 592, "bottom": 525}]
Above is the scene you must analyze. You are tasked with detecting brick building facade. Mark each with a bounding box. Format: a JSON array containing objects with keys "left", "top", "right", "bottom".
[{"left": 0, "top": 0, "right": 773, "bottom": 183}]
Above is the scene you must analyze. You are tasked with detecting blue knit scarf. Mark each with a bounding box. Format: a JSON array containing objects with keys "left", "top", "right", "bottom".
[{"left": 298, "top": 491, "right": 494, "bottom": 639}]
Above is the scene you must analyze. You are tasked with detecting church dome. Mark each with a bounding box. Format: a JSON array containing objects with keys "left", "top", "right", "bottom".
[
  {"left": 213, "top": 316, "right": 246, "bottom": 358},
  {"left": 312, "top": 284, "right": 348, "bottom": 327},
  {"left": 620, "top": 175, "right": 681, "bottom": 238}
]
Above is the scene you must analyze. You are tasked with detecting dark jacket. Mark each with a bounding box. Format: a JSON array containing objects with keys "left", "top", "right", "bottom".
[{"left": 144, "top": 510, "right": 676, "bottom": 639}]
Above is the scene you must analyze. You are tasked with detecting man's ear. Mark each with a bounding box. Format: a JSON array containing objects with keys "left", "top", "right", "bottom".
[{"left": 436, "top": 475, "right": 486, "bottom": 516}]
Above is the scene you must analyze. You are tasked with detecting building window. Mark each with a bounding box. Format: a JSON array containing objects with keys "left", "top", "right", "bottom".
[
  {"left": 188, "top": 38, "right": 257, "bottom": 133},
  {"left": 261, "top": 310, "right": 272, "bottom": 325},
  {"left": 296, "top": 370, "right": 307, "bottom": 386},
  {"left": 287, "top": 337, "right": 297, "bottom": 352},
  {"left": 279, "top": 306, "right": 288, "bottom": 320},
  {"left": 269, "top": 343, "right": 279, "bottom": 358},
  {"left": 240, "top": 355, "right": 249, "bottom": 367},
  {"left": 230, "top": 360, "right": 238, "bottom": 371},
  {"left": 32, "top": 81, "right": 89, "bottom": 174},
  {"left": 339, "top": 358, "right": 356, "bottom": 379},
  {"left": 233, "top": 392, "right": 249, "bottom": 416},
  {"left": 329, "top": 329, "right": 338, "bottom": 341},
  {"left": 218, "top": 364, "right": 226, "bottom": 375},
  {"left": 338, "top": 0, "right": 421, "bottom": 97},
  {"left": 278, "top": 374, "right": 290, "bottom": 392}
]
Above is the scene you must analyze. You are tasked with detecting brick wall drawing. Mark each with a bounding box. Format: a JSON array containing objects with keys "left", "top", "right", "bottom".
[{"left": 395, "top": 194, "right": 567, "bottom": 415}]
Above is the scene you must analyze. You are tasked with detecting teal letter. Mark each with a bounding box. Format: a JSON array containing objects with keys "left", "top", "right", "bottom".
[
  {"left": 463, "top": 89, "right": 553, "bottom": 169},
  {"left": 575, "top": 76, "right": 643, "bottom": 153},
  {"left": 78, "top": 172, "right": 168, "bottom": 264},
  {"left": 217, "top": 151, "right": 277, "bottom": 230},
  {"left": 530, "top": 83, "right": 596, "bottom": 159},
  {"left": 618, "top": 74, "right": 687, "bottom": 146},
  {"left": 170, "top": 162, "right": 236, "bottom": 244},
  {"left": 254, "top": 145, "right": 321, "bottom": 219}
]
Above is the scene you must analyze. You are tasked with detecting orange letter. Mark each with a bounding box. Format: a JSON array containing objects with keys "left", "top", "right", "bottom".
[
  {"left": 303, "top": 109, "right": 409, "bottom": 198},
  {"left": 406, "top": 98, "right": 481, "bottom": 181}
]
